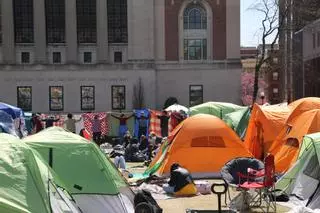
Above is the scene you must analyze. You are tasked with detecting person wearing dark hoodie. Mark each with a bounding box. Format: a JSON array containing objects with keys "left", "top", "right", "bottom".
[
  {"left": 157, "top": 110, "right": 170, "bottom": 137},
  {"left": 162, "top": 163, "right": 197, "bottom": 196},
  {"left": 42, "top": 115, "right": 60, "bottom": 128}
]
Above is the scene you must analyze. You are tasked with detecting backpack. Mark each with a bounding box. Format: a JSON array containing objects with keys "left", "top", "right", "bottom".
[{"left": 134, "top": 190, "right": 163, "bottom": 213}]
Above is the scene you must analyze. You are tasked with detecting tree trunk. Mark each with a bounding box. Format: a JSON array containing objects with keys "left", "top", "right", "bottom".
[{"left": 252, "top": 64, "right": 261, "bottom": 105}]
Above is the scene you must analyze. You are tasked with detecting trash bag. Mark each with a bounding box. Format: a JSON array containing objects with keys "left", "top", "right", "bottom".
[{"left": 134, "top": 190, "right": 163, "bottom": 213}]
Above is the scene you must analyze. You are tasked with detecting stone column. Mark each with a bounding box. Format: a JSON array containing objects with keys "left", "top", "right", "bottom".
[
  {"left": 226, "top": 0, "right": 240, "bottom": 59},
  {"left": 33, "top": 0, "right": 47, "bottom": 63},
  {"left": 154, "top": 0, "right": 165, "bottom": 61},
  {"left": 128, "top": 0, "right": 154, "bottom": 61},
  {"left": 97, "top": 0, "right": 108, "bottom": 63},
  {"left": 65, "top": 0, "right": 78, "bottom": 63},
  {"left": 2, "top": 0, "right": 15, "bottom": 64}
]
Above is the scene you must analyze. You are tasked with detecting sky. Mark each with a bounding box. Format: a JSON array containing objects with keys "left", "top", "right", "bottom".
[{"left": 241, "top": 0, "right": 276, "bottom": 47}]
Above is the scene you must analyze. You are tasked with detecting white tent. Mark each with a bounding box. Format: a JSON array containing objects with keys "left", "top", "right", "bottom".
[
  {"left": 165, "top": 104, "right": 189, "bottom": 113},
  {"left": 276, "top": 133, "right": 320, "bottom": 211}
]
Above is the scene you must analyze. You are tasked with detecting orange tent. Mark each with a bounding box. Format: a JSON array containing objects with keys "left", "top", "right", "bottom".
[
  {"left": 270, "top": 109, "right": 320, "bottom": 173},
  {"left": 152, "top": 114, "right": 253, "bottom": 178},
  {"left": 286, "top": 97, "right": 320, "bottom": 121},
  {"left": 269, "top": 97, "right": 320, "bottom": 156},
  {"left": 244, "top": 103, "right": 290, "bottom": 159}
]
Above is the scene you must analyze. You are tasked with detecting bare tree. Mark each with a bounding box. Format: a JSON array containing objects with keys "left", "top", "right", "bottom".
[
  {"left": 251, "top": 0, "right": 289, "bottom": 104},
  {"left": 133, "top": 77, "right": 145, "bottom": 109}
]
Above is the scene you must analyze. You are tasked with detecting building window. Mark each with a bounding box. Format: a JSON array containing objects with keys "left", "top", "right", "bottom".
[
  {"left": 81, "top": 86, "right": 95, "bottom": 110},
  {"left": 114, "top": 52, "right": 122, "bottom": 63},
  {"left": 49, "top": 86, "right": 63, "bottom": 111},
  {"left": 83, "top": 52, "right": 92, "bottom": 63},
  {"left": 189, "top": 85, "right": 203, "bottom": 107},
  {"left": 17, "top": 86, "right": 32, "bottom": 111},
  {"left": 14, "top": 0, "right": 34, "bottom": 43},
  {"left": 107, "top": 0, "right": 128, "bottom": 43},
  {"left": 21, "top": 52, "right": 30, "bottom": 64},
  {"left": 52, "top": 52, "right": 61, "bottom": 64},
  {"left": 112, "top": 85, "right": 125, "bottom": 110},
  {"left": 45, "top": 0, "right": 65, "bottom": 43},
  {"left": 272, "top": 72, "right": 279, "bottom": 80},
  {"left": 184, "top": 39, "right": 207, "bottom": 60},
  {"left": 76, "top": 0, "right": 96, "bottom": 43},
  {"left": 183, "top": 4, "right": 207, "bottom": 29},
  {"left": 273, "top": 88, "right": 279, "bottom": 97}
]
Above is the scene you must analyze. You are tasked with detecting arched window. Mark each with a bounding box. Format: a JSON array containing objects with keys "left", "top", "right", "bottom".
[{"left": 183, "top": 4, "right": 207, "bottom": 29}]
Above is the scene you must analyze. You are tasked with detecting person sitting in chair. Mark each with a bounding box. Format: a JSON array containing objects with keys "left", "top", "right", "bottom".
[{"left": 162, "top": 163, "right": 197, "bottom": 196}]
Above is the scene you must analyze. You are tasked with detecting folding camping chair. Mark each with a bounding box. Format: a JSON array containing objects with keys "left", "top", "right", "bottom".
[
  {"left": 237, "top": 153, "right": 277, "bottom": 213},
  {"left": 220, "top": 157, "right": 264, "bottom": 206}
]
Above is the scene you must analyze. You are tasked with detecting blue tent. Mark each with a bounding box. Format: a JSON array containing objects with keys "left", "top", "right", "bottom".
[
  {"left": 0, "top": 102, "right": 24, "bottom": 119},
  {"left": 0, "top": 111, "right": 18, "bottom": 137}
]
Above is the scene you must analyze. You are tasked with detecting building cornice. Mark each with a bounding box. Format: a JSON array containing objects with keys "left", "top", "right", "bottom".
[{"left": 0, "top": 59, "right": 242, "bottom": 71}]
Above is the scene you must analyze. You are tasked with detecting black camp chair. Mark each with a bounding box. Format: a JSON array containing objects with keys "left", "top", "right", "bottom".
[{"left": 220, "top": 157, "right": 265, "bottom": 205}]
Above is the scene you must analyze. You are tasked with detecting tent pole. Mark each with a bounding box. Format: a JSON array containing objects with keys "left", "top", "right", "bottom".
[{"left": 49, "top": 148, "right": 53, "bottom": 168}]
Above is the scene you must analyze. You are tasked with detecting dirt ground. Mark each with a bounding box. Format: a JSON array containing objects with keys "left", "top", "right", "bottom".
[{"left": 125, "top": 162, "right": 291, "bottom": 213}]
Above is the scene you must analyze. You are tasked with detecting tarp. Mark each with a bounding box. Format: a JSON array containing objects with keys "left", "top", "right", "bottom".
[
  {"left": 271, "top": 109, "right": 320, "bottom": 173},
  {"left": 22, "top": 127, "right": 134, "bottom": 213},
  {"left": 189, "top": 102, "right": 246, "bottom": 118},
  {"left": 0, "top": 111, "right": 18, "bottom": 137},
  {"left": 0, "top": 102, "right": 27, "bottom": 138},
  {"left": 0, "top": 133, "right": 79, "bottom": 213},
  {"left": 244, "top": 103, "right": 291, "bottom": 159},
  {"left": 276, "top": 133, "right": 320, "bottom": 210},
  {"left": 0, "top": 102, "right": 24, "bottom": 119},
  {"left": 148, "top": 114, "right": 253, "bottom": 178}
]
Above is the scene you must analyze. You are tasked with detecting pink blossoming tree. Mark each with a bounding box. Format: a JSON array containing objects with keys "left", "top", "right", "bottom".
[{"left": 241, "top": 72, "right": 268, "bottom": 106}]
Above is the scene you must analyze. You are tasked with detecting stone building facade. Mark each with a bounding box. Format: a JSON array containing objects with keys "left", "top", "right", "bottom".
[{"left": 0, "top": 0, "right": 241, "bottom": 113}]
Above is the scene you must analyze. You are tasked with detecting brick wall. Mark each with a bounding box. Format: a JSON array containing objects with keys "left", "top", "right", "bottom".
[{"left": 165, "top": 0, "right": 226, "bottom": 61}]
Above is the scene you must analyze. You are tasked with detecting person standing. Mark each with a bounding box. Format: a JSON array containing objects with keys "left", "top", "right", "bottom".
[
  {"left": 111, "top": 113, "right": 133, "bottom": 138},
  {"left": 136, "top": 112, "right": 149, "bottom": 139},
  {"left": 157, "top": 111, "right": 170, "bottom": 137},
  {"left": 42, "top": 115, "right": 60, "bottom": 128},
  {"left": 31, "top": 113, "right": 43, "bottom": 133},
  {"left": 92, "top": 115, "right": 103, "bottom": 145},
  {"left": 64, "top": 113, "right": 82, "bottom": 133}
]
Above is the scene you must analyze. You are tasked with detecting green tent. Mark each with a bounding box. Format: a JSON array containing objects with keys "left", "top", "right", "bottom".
[
  {"left": 276, "top": 133, "right": 320, "bottom": 210},
  {"left": 22, "top": 127, "right": 134, "bottom": 213},
  {"left": 189, "top": 102, "right": 246, "bottom": 119},
  {"left": 223, "top": 107, "right": 251, "bottom": 139},
  {"left": 0, "top": 133, "right": 79, "bottom": 213}
]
